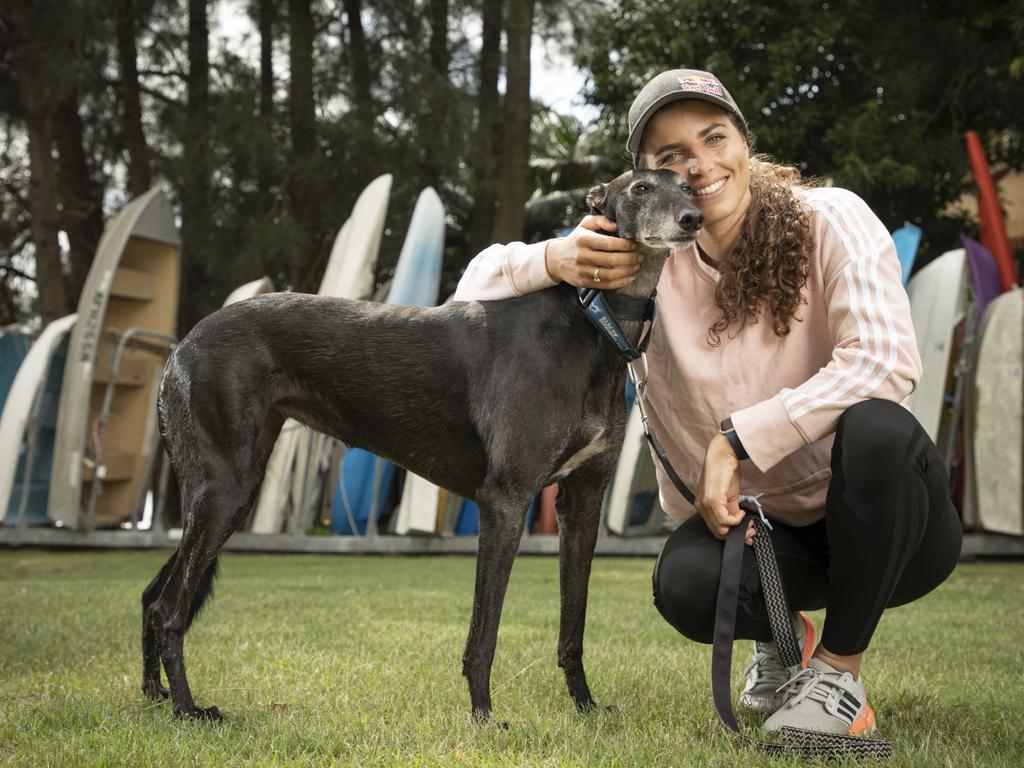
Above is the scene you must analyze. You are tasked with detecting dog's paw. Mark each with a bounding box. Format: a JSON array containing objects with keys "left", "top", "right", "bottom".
[
  {"left": 173, "top": 704, "right": 224, "bottom": 722},
  {"left": 141, "top": 680, "right": 170, "bottom": 701},
  {"left": 573, "top": 697, "right": 599, "bottom": 714}
]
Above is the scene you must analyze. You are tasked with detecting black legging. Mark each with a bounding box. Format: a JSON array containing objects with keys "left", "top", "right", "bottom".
[{"left": 651, "top": 399, "right": 962, "bottom": 655}]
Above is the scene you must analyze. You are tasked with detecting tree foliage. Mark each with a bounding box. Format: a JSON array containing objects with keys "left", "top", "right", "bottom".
[
  {"left": 0, "top": 0, "right": 1021, "bottom": 327},
  {"left": 575, "top": 0, "right": 1024, "bottom": 265}
]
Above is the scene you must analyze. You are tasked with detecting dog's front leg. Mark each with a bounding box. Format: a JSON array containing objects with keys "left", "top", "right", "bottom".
[
  {"left": 461, "top": 484, "right": 529, "bottom": 723},
  {"left": 554, "top": 466, "right": 609, "bottom": 712}
]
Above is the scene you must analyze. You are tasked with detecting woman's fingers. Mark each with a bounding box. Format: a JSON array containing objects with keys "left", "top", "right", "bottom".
[
  {"left": 576, "top": 262, "right": 641, "bottom": 288},
  {"left": 579, "top": 214, "right": 618, "bottom": 233}
]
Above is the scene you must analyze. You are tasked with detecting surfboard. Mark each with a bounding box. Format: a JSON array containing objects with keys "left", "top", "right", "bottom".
[
  {"left": 905, "top": 248, "right": 969, "bottom": 444},
  {"left": 250, "top": 174, "right": 393, "bottom": 534},
  {"left": 891, "top": 223, "right": 922, "bottom": 285},
  {"left": 332, "top": 187, "right": 445, "bottom": 536},
  {"left": 1, "top": 314, "right": 77, "bottom": 526},
  {"left": 963, "top": 288, "right": 1023, "bottom": 535},
  {"left": 47, "top": 189, "right": 180, "bottom": 529},
  {"left": 0, "top": 327, "right": 31, "bottom": 407},
  {"left": 222, "top": 276, "right": 274, "bottom": 307},
  {"left": 966, "top": 131, "right": 1018, "bottom": 291}
]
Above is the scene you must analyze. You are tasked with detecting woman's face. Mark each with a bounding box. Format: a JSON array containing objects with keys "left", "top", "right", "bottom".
[{"left": 639, "top": 100, "right": 751, "bottom": 231}]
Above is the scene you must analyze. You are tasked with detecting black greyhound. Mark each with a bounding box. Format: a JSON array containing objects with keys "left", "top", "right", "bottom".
[{"left": 142, "top": 168, "right": 702, "bottom": 721}]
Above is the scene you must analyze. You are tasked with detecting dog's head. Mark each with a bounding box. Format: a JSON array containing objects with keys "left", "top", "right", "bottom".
[{"left": 586, "top": 169, "right": 703, "bottom": 252}]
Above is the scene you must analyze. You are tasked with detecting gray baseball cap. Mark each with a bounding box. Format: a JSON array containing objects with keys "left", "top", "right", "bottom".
[{"left": 627, "top": 69, "right": 747, "bottom": 164}]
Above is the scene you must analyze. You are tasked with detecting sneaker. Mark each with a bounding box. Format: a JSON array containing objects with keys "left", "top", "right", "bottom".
[
  {"left": 762, "top": 657, "right": 876, "bottom": 736},
  {"left": 737, "top": 612, "right": 816, "bottom": 713}
]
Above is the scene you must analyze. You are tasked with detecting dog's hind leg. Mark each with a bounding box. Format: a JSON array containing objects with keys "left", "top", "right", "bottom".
[
  {"left": 141, "top": 549, "right": 178, "bottom": 699},
  {"left": 462, "top": 480, "right": 531, "bottom": 723},
  {"left": 149, "top": 413, "right": 282, "bottom": 720},
  {"left": 149, "top": 511, "right": 230, "bottom": 720},
  {"left": 554, "top": 462, "right": 613, "bottom": 712}
]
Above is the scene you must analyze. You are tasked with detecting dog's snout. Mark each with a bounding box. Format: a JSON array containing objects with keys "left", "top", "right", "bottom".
[{"left": 678, "top": 211, "right": 704, "bottom": 233}]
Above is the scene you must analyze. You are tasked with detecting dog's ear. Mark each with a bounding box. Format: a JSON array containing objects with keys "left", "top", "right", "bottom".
[{"left": 585, "top": 183, "right": 609, "bottom": 217}]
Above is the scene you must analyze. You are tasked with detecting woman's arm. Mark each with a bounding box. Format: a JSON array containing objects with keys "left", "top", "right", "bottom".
[
  {"left": 730, "top": 188, "right": 923, "bottom": 473},
  {"left": 452, "top": 216, "right": 641, "bottom": 302}
]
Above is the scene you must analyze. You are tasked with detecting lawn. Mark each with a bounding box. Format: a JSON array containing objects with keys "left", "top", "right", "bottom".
[{"left": 1, "top": 550, "right": 1021, "bottom": 767}]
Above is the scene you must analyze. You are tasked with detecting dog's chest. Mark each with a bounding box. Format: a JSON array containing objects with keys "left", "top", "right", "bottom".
[{"left": 551, "top": 424, "right": 608, "bottom": 481}]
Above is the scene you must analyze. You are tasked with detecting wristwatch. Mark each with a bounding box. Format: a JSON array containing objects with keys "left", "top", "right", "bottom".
[{"left": 719, "top": 417, "right": 749, "bottom": 461}]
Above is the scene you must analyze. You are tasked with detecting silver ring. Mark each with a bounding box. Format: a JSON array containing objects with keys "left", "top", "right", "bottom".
[{"left": 593, "top": 267, "right": 601, "bottom": 283}]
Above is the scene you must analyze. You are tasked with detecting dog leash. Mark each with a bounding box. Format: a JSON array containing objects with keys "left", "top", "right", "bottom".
[{"left": 621, "top": 350, "right": 893, "bottom": 760}]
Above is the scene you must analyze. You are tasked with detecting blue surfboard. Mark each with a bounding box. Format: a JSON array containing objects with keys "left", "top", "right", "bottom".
[
  {"left": 4, "top": 334, "right": 72, "bottom": 526},
  {"left": 330, "top": 187, "right": 446, "bottom": 535},
  {"left": 0, "top": 328, "right": 30, "bottom": 407},
  {"left": 892, "top": 223, "right": 922, "bottom": 285}
]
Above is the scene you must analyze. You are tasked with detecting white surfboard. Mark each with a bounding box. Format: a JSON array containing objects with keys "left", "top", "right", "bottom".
[
  {"left": 905, "top": 248, "right": 969, "bottom": 443},
  {"left": 605, "top": 401, "right": 662, "bottom": 535},
  {"left": 0, "top": 314, "right": 77, "bottom": 524},
  {"left": 963, "top": 288, "right": 1022, "bottom": 535},
  {"left": 222, "top": 276, "right": 274, "bottom": 307},
  {"left": 250, "top": 174, "right": 393, "bottom": 534},
  {"left": 48, "top": 189, "right": 180, "bottom": 529},
  {"left": 371, "top": 188, "right": 448, "bottom": 535}
]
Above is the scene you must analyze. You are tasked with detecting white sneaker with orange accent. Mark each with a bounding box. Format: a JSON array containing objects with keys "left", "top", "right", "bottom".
[
  {"left": 737, "top": 612, "right": 816, "bottom": 713},
  {"left": 762, "top": 657, "right": 877, "bottom": 736}
]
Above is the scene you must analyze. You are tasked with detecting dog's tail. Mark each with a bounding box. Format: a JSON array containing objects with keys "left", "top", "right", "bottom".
[{"left": 185, "top": 556, "right": 220, "bottom": 631}]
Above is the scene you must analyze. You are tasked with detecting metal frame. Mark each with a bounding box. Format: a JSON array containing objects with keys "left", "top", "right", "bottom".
[
  {"left": 83, "top": 327, "right": 176, "bottom": 531},
  {"left": 1, "top": 522, "right": 1021, "bottom": 558}
]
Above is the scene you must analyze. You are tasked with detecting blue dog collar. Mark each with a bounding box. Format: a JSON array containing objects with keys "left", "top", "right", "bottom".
[{"left": 577, "top": 288, "right": 656, "bottom": 361}]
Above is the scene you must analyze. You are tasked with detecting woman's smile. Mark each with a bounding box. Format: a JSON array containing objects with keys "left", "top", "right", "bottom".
[{"left": 693, "top": 177, "right": 728, "bottom": 200}]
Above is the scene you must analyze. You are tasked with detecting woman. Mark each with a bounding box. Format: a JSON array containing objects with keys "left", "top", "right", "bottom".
[{"left": 453, "top": 69, "right": 961, "bottom": 737}]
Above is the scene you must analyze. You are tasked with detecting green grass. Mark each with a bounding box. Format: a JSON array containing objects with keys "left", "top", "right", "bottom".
[{"left": 0, "top": 551, "right": 1021, "bottom": 767}]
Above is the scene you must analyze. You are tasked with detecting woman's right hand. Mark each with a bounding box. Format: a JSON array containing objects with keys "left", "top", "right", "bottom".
[{"left": 544, "top": 215, "right": 643, "bottom": 290}]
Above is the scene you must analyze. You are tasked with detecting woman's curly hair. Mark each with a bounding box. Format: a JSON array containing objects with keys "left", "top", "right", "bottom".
[{"left": 705, "top": 155, "right": 818, "bottom": 348}]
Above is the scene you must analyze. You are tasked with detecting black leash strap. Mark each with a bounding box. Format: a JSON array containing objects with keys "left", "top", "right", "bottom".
[{"left": 625, "top": 355, "right": 892, "bottom": 759}]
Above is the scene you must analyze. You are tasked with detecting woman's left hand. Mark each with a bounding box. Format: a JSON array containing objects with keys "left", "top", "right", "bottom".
[{"left": 695, "top": 433, "right": 753, "bottom": 544}]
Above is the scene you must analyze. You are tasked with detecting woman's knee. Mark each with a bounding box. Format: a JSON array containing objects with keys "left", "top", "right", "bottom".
[
  {"left": 652, "top": 521, "right": 722, "bottom": 644},
  {"left": 835, "top": 399, "right": 921, "bottom": 460},
  {"left": 833, "top": 399, "right": 929, "bottom": 495}
]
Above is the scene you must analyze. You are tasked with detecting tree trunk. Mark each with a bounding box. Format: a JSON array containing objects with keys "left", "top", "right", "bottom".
[
  {"left": 468, "top": 0, "right": 503, "bottom": 255},
  {"left": 259, "top": 0, "right": 275, "bottom": 120},
  {"left": 54, "top": 93, "right": 104, "bottom": 303},
  {"left": 341, "top": 0, "right": 374, "bottom": 183},
  {"left": 420, "top": 0, "right": 449, "bottom": 192},
  {"left": 15, "top": 68, "right": 68, "bottom": 324},
  {"left": 492, "top": 0, "right": 535, "bottom": 244},
  {"left": 258, "top": 0, "right": 275, "bottom": 212},
  {"left": 182, "top": 0, "right": 210, "bottom": 329},
  {"left": 287, "top": 0, "right": 317, "bottom": 290},
  {"left": 115, "top": 0, "right": 152, "bottom": 196}
]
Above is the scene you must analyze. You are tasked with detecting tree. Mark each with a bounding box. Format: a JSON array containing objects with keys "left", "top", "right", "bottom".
[
  {"left": 467, "top": 0, "right": 503, "bottom": 255},
  {"left": 115, "top": 0, "right": 151, "bottom": 196},
  {"left": 4, "top": 3, "right": 69, "bottom": 325},
  {"left": 574, "top": 0, "right": 1024, "bottom": 266},
  {"left": 492, "top": 0, "right": 536, "bottom": 244},
  {"left": 287, "top": 0, "right": 318, "bottom": 290},
  {"left": 180, "top": 0, "right": 211, "bottom": 330}
]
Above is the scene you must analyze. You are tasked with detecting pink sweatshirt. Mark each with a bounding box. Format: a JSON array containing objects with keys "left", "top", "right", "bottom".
[{"left": 453, "top": 187, "right": 922, "bottom": 526}]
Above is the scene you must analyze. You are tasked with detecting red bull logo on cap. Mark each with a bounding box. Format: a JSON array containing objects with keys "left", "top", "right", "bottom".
[{"left": 678, "top": 75, "right": 724, "bottom": 97}]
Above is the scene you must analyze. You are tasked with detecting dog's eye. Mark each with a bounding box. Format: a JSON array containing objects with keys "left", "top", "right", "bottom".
[
  {"left": 630, "top": 183, "right": 650, "bottom": 194},
  {"left": 681, "top": 183, "right": 694, "bottom": 194}
]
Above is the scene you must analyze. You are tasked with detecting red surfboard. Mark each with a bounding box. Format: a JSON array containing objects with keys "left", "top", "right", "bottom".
[{"left": 966, "top": 130, "right": 1018, "bottom": 291}]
